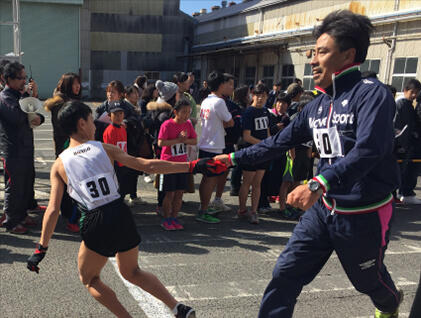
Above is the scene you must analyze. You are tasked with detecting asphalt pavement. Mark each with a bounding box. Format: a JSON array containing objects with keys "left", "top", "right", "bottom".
[{"left": 0, "top": 106, "right": 420, "bottom": 317}]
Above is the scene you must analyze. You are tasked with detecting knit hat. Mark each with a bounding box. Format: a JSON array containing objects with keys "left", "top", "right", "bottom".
[{"left": 155, "top": 80, "right": 178, "bottom": 102}]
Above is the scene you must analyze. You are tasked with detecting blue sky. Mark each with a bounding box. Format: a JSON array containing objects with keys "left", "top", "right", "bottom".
[{"left": 180, "top": 0, "right": 221, "bottom": 15}]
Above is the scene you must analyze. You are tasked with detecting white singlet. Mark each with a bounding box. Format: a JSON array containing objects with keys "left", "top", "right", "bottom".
[{"left": 59, "top": 141, "right": 121, "bottom": 210}]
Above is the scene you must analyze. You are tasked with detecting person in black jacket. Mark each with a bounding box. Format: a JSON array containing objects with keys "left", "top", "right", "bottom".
[
  {"left": 0, "top": 62, "right": 43, "bottom": 234},
  {"left": 229, "top": 86, "right": 251, "bottom": 196},
  {"left": 394, "top": 79, "right": 421, "bottom": 204},
  {"left": 43, "top": 72, "right": 82, "bottom": 232}
]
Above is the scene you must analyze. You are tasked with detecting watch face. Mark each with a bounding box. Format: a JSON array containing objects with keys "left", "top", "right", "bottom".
[{"left": 309, "top": 180, "right": 320, "bottom": 192}]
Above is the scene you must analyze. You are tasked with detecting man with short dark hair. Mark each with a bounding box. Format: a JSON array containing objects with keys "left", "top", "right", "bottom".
[
  {"left": 0, "top": 62, "right": 43, "bottom": 233},
  {"left": 394, "top": 78, "right": 421, "bottom": 204},
  {"left": 216, "top": 10, "right": 402, "bottom": 317}
]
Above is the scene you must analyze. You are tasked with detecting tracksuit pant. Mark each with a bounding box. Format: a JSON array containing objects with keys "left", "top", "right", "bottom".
[
  {"left": 409, "top": 267, "right": 421, "bottom": 318},
  {"left": 259, "top": 200, "right": 400, "bottom": 317},
  {"left": 2, "top": 157, "right": 33, "bottom": 230}
]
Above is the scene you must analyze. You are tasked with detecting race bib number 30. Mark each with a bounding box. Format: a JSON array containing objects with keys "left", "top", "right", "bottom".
[
  {"left": 80, "top": 173, "right": 118, "bottom": 202},
  {"left": 254, "top": 116, "right": 268, "bottom": 131},
  {"left": 171, "top": 143, "right": 187, "bottom": 157},
  {"left": 313, "top": 127, "right": 343, "bottom": 158}
]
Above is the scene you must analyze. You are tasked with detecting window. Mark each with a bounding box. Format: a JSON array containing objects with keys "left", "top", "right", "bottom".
[
  {"left": 303, "top": 63, "right": 314, "bottom": 90},
  {"left": 391, "top": 57, "right": 418, "bottom": 92},
  {"left": 144, "top": 72, "right": 160, "bottom": 81},
  {"left": 245, "top": 66, "right": 256, "bottom": 86},
  {"left": 262, "top": 65, "right": 275, "bottom": 88},
  {"left": 281, "top": 64, "right": 295, "bottom": 90},
  {"left": 360, "top": 59, "right": 380, "bottom": 74}
]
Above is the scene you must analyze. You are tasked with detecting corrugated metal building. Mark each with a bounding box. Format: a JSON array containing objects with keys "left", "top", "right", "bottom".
[
  {"left": 0, "top": 0, "right": 82, "bottom": 98},
  {"left": 1, "top": 0, "right": 194, "bottom": 99},
  {"left": 191, "top": 0, "right": 421, "bottom": 92},
  {"left": 81, "top": 0, "right": 195, "bottom": 98}
]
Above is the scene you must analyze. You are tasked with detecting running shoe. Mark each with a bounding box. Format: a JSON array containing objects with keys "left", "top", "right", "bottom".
[
  {"left": 279, "top": 207, "right": 300, "bottom": 220},
  {"left": 237, "top": 209, "right": 248, "bottom": 219},
  {"left": 144, "top": 174, "right": 154, "bottom": 183},
  {"left": 27, "top": 205, "right": 47, "bottom": 213},
  {"left": 128, "top": 197, "right": 147, "bottom": 206},
  {"left": 21, "top": 216, "right": 37, "bottom": 227},
  {"left": 210, "top": 198, "right": 231, "bottom": 212},
  {"left": 206, "top": 207, "right": 221, "bottom": 216},
  {"left": 248, "top": 212, "right": 259, "bottom": 224},
  {"left": 374, "top": 289, "right": 403, "bottom": 318},
  {"left": 7, "top": 224, "right": 28, "bottom": 234},
  {"left": 161, "top": 219, "right": 176, "bottom": 230},
  {"left": 174, "top": 303, "right": 196, "bottom": 318},
  {"left": 258, "top": 206, "right": 272, "bottom": 213},
  {"left": 171, "top": 218, "right": 184, "bottom": 230},
  {"left": 66, "top": 222, "right": 80, "bottom": 233},
  {"left": 230, "top": 189, "right": 239, "bottom": 196},
  {"left": 195, "top": 212, "right": 220, "bottom": 224},
  {"left": 0, "top": 213, "right": 5, "bottom": 227},
  {"left": 401, "top": 195, "right": 421, "bottom": 205}
]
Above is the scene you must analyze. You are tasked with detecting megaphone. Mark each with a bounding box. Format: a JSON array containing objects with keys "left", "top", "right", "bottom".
[{"left": 19, "top": 97, "right": 42, "bottom": 128}]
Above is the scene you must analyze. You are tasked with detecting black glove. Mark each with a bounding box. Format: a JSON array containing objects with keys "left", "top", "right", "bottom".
[
  {"left": 27, "top": 244, "right": 48, "bottom": 274},
  {"left": 189, "top": 158, "right": 227, "bottom": 177}
]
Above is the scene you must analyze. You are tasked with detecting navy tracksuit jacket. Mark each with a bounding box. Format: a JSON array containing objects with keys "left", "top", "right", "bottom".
[{"left": 230, "top": 65, "right": 401, "bottom": 317}]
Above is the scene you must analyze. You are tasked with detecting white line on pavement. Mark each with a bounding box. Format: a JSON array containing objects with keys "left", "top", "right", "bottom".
[{"left": 109, "top": 258, "right": 173, "bottom": 318}]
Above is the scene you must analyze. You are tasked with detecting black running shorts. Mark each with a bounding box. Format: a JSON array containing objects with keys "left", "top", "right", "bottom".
[
  {"left": 79, "top": 199, "right": 141, "bottom": 257},
  {"left": 158, "top": 173, "right": 189, "bottom": 192}
]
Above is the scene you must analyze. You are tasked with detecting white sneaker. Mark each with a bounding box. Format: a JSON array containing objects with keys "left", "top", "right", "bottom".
[
  {"left": 210, "top": 198, "right": 231, "bottom": 212},
  {"left": 144, "top": 175, "right": 154, "bottom": 183},
  {"left": 128, "top": 197, "right": 147, "bottom": 206},
  {"left": 401, "top": 195, "right": 421, "bottom": 205}
]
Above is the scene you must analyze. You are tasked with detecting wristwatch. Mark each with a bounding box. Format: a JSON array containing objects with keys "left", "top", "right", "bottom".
[{"left": 308, "top": 179, "right": 323, "bottom": 194}]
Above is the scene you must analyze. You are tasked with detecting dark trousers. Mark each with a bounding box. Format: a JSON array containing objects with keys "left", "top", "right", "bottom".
[
  {"left": 3, "top": 157, "right": 33, "bottom": 229},
  {"left": 409, "top": 268, "right": 421, "bottom": 318},
  {"left": 259, "top": 201, "right": 399, "bottom": 317},
  {"left": 230, "top": 164, "right": 242, "bottom": 191},
  {"left": 398, "top": 157, "right": 418, "bottom": 197}
]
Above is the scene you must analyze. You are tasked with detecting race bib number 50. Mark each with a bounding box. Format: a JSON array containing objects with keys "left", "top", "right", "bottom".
[
  {"left": 80, "top": 173, "right": 118, "bottom": 202},
  {"left": 313, "top": 127, "right": 343, "bottom": 158}
]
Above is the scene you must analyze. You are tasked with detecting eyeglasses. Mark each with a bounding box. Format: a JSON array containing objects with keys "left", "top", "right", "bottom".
[{"left": 15, "top": 76, "right": 27, "bottom": 80}]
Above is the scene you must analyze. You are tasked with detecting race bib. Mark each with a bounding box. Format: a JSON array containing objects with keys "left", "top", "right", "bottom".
[
  {"left": 80, "top": 173, "right": 118, "bottom": 202},
  {"left": 171, "top": 143, "right": 187, "bottom": 157},
  {"left": 313, "top": 127, "right": 343, "bottom": 158},
  {"left": 254, "top": 116, "right": 268, "bottom": 131}
]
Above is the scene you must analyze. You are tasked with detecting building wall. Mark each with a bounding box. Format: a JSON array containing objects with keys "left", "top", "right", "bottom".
[
  {"left": 0, "top": 0, "right": 81, "bottom": 98},
  {"left": 192, "top": 0, "right": 421, "bottom": 92},
  {"left": 82, "top": 0, "right": 195, "bottom": 99}
]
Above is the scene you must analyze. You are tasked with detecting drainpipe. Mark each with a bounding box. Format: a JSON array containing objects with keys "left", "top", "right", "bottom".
[{"left": 383, "top": 0, "right": 400, "bottom": 84}]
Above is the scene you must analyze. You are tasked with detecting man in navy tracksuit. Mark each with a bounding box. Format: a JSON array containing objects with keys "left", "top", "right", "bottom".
[{"left": 216, "top": 10, "right": 402, "bottom": 318}]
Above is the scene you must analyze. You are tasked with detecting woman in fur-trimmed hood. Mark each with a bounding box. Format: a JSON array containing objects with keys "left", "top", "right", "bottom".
[
  {"left": 44, "top": 72, "right": 81, "bottom": 157},
  {"left": 144, "top": 80, "right": 178, "bottom": 147}
]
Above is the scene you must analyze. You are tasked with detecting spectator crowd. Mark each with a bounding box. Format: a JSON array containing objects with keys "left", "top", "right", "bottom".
[{"left": 0, "top": 59, "right": 421, "bottom": 234}]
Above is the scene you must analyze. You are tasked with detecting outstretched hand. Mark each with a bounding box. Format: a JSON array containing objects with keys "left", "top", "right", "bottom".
[
  {"left": 213, "top": 154, "right": 232, "bottom": 167},
  {"left": 189, "top": 158, "right": 227, "bottom": 177},
  {"left": 27, "top": 244, "right": 48, "bottom": 274}
]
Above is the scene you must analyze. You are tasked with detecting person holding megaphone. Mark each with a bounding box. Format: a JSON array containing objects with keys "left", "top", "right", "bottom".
[{"left": 0, "top": 61, "right": 44, "bottom": 234}]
